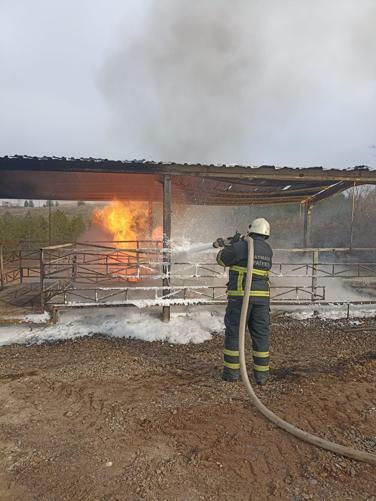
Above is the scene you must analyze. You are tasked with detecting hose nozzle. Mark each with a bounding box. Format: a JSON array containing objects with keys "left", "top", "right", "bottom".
[
  {"left": 213, "top": 231, "right": 242, "bottom": 248},
  {"left": 213, "top": 237, "right": 225, "bottom": 248}
]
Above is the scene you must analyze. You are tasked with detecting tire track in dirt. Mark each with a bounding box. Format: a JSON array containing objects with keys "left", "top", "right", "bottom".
[{"left": 267, "top": 359, "right": 376, "bottom": 463}]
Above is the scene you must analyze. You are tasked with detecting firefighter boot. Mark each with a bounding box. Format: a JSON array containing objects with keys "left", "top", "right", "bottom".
[
  {"left": 254, "top": 370, "right": 269, "bottom": 386},
  {"left": 222, "top": 368, "right": 240, "bottom": 382}
]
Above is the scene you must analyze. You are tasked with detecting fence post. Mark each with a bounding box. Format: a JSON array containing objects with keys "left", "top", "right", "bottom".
[
  {"left": 72, "top": 253, "right": 77, "bottom": 282},
  {"left": 40, "top": 248, "right": 45, "bottom": 312},
  {"left": 0, "top": 243, "right": 4, "bottom": 290},
  {"left": 311, "top": 249, "right": 319, "bottom": 301},
  {"left": 19, "top": 249, "right": 23, "bottom": 284},
  {"left": 136, "top": 240, "right": 140, "bottom": 277}
]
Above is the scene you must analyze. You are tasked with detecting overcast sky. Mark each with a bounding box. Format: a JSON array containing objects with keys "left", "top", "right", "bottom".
[{"left": 0, "top": 0, "right": 375, "bottom": 168}]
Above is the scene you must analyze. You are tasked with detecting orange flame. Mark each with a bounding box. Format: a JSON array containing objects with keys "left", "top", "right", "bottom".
[
  {"left": 92, "top": 201, "right": 152, "bottom": 282},
  {"left": 93, "top": 201, "right": 148, "bottom": 247}
]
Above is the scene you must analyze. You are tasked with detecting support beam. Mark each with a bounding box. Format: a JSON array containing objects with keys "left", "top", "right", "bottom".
[
  {"left": 303, "top": 203, "right": 313, "bottom": 248},
  {"left": 304, "top": 181, "right": 350, "bottom": 205},
  {"left": 349, "top": 182, "right": 356, "bottom": 250},
  {"left": 3, "top": 157, "right": 376, "bottom": 183},
  {"left": 162, "top": 175, "right": 172, "bottom": 322}
]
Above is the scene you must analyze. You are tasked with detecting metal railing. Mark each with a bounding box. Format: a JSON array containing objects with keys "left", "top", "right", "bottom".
[
  {"left": 39, "top": 241, "right": 163, "bottom": 310},
  {"left": 52, "top": 284, "right": 326, "bottom": 308},
  {"left": 0, "top": 243, "right": 40, "bottom": 289},
  {"left": 2, "top": 241, "right": 376, "bottom": 312},
  {"left": 39, "top": 243, "right": 376, "bottom": 310}
]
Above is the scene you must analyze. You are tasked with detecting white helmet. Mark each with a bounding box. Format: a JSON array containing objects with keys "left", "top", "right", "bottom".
[{"left": 249, "top": 218, "right": 270, "bottom": 238}]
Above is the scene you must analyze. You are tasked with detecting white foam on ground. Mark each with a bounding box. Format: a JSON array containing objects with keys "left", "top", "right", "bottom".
[
  {"left": 0, "top": 308, "right": 224, "bottom": 347},
  {"left": 2, "top": 312, "right": 51, "bottom": 324},
  {"left": 282, "top": 306, "right": 376, "bottom": 320},
  {"left": 1, "top": 304, "right": 374, "bottom": 348}
]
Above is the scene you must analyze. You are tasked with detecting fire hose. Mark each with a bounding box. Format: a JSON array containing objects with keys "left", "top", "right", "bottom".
[{"left": 239, "top": 235, "right": 376, "bottom": 466}]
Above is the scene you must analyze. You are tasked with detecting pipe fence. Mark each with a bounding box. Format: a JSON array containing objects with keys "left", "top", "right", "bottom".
[{"left": 1, "top": 241, "right": 376, "bottom": 314}]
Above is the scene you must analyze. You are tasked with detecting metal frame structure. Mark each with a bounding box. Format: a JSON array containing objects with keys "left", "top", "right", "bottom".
[{"left": 1, "top": 156, "right": 376, "bottom": 319}]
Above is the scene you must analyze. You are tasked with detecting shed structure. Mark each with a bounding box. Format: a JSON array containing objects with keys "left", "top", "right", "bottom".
[
  {"left": 1, "top": 155, "right": 376, "bottom": 249},
  {"left": 1, "top": 156, "right": 376, "bottom": 320}
]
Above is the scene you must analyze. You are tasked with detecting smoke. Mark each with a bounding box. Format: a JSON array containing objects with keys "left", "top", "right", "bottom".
[{"left": 98, "top": 0, "right": 376, "bottom": 165}]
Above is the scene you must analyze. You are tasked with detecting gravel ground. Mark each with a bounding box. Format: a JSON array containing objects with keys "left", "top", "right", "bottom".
[{"left": 0, "top": 316, "right": 375, "bottom": 500}]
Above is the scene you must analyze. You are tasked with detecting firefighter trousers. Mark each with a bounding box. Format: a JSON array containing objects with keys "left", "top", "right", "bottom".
[{"left": 223, "top": 299, "right": 270, "bottom": 377}]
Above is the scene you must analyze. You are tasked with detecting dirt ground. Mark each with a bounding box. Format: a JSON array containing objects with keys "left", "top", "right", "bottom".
[{"left": 0, "top": 316, "right": 375, "bottom": 500}]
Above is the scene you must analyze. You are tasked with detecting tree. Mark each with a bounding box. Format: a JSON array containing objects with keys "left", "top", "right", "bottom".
[
  {"left": 51, "top": 209, "right": 70, "bottom": 243},
  {"left": 70, "top": 214, "right": 86, "bottom": 240},
  {"left": 24, "top": 200, "right": 29, "bottom": 207}
]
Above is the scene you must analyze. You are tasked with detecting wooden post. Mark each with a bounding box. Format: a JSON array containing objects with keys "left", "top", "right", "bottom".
[
  {"left": 0, "top": 243, "right": 4, "bottom": 290},
  {"left": 40, "top": 248, "right": 45, "bottom": 312},
  {"left": 162, "top": 175, "right": 172, "bottom": 322}
]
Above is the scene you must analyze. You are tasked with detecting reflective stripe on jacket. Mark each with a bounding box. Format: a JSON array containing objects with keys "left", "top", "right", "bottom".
[
  {"left": 216, "top": 235, "right": 272, "bottom": 302},
  {"left": 227, "top": 265, "right": 270, "bottom": 298}
]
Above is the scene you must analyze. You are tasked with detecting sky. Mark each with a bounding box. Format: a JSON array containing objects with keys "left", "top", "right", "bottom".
[{"left": 0, "top": 0, "right": 375, "bottom": 168}]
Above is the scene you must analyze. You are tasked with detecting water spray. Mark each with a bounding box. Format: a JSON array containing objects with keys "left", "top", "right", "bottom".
[{"left": 172, "top": 242, "right": 215, "bottom": 256}]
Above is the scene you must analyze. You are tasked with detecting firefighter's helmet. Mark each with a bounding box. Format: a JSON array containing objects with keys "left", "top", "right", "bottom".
[{"left": 249, "top": 218, "right": 270, "bottom": 238}]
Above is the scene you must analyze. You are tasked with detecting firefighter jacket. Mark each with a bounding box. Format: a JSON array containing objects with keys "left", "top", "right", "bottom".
[{"left": 216, "top": 234, "right": 273, "bottom": 304}]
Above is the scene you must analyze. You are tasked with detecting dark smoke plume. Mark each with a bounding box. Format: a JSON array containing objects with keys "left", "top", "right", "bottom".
[{"left": 99, "top": 0, "right": 376, "bottom": 165}]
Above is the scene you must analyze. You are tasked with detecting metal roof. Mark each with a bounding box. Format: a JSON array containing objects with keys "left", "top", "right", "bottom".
[{"left": 1, "top": 155, "right": 375, "bottom": 205}]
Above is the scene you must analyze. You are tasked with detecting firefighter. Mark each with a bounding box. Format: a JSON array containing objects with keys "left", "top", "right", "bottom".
[{"left": 214, "top": 218, "right": 272, "bottom": 385}]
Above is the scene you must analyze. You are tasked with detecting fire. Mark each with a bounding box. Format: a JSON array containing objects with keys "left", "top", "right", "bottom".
[
  {"left": 93, "top": 201, "right": 148, "bottom": 247},
  {"left": 92, "top": 201, "right": 163, "bottom": 283}
]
